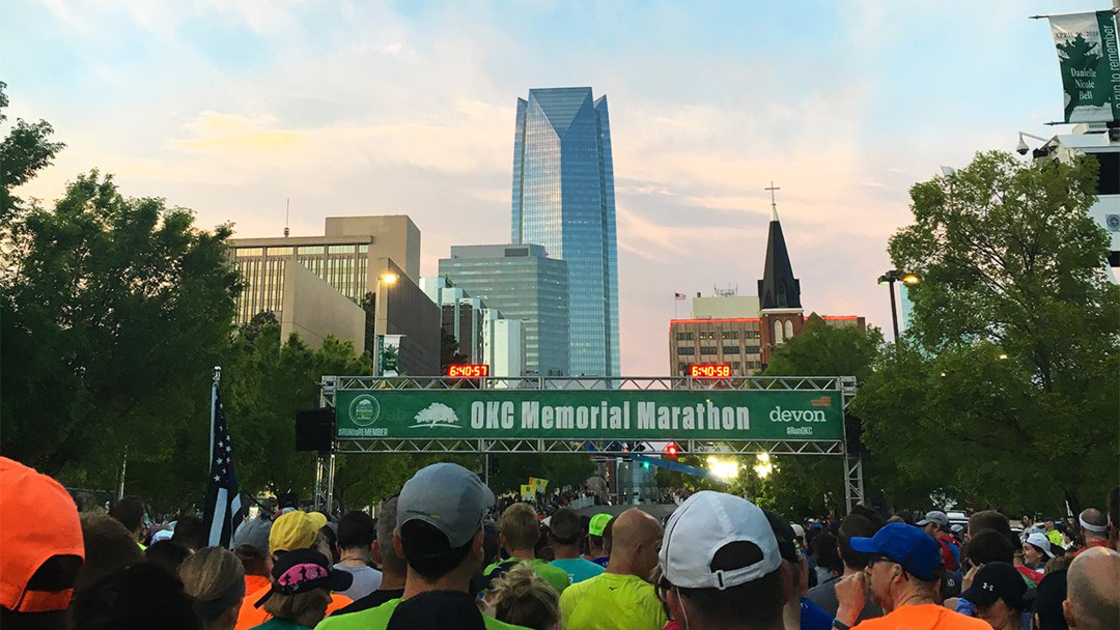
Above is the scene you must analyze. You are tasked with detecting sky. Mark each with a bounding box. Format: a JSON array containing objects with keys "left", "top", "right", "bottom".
[{"left": 0, "top": 0, "right": 1098, "bottom": 375}]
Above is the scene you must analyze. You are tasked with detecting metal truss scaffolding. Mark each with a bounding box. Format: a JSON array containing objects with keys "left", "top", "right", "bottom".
[{"left": 314, "top": 375, "right": 865, "bottom": 513}]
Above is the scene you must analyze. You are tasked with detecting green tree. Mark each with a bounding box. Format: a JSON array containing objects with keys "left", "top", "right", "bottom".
[
  {"left": 855, "top": 151, "right": 1119, "bottom": 515},
  {"left": 1, "top": 81, "right": 65, "bottom": 223},
  {"left": 0, "top": 170, "right": 242, "bottom": 488}
]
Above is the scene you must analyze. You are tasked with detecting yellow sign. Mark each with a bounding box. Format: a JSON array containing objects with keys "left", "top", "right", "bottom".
[
  {"left": 520, "top": 484, "right": 534, "bottom": 501},
  {"left": 529, "top": 477, "right": 548, "bottom": 493}
]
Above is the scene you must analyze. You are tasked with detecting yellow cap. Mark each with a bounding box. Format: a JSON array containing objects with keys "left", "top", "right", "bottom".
[
  {"left": 269, "top": 510, "right": 322, "bottom": 553},
  {"left": 589, "top": 513, "right": 613, "bottom": 537}
]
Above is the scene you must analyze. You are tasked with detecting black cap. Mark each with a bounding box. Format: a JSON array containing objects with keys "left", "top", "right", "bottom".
[
  {"left": 254, "top": 548, "right": 352, "bottom": 608},
  {"left": 1032, "top": 570, "right": 1068, "bottom": 630},
  {"left": 763, "top": 509, "right": 801, "bottom": 563},
  {"left": 961, "top": 562, "right": 1027, "bottom": 610}
]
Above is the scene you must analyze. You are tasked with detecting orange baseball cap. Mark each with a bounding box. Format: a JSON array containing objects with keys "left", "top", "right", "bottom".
[{"left": 0, "top": 457, "right": 84, "bottom": 612}]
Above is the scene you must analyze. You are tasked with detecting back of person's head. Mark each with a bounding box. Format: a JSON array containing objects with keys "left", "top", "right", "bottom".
[
  {"left": 1033, "top": 570, "right": 1069, "bottom": 630},
  {"left": 838, "top": 509, "right": 885, "bottom": 570},
  {"left": 338, "top": 511, "right": 376, "bottom": 552},
  {"left": 400, "top": 520, "right": 474, "bottom": 582},
  {"left": 1064, "top": 547, "right": 1120, "bottom": 630},
  {"left": 376, "top": 498, "right": 407, "bottom": 575},
  {"left": 483, "top": 524, "right": 501, "bottom": 568},
  {"left": 548, "top": 508, "right": 580, "bottom": 548},
  {"left": 231, "top": 519, "right": 271, "bottom": 557},
  {"left": 499, "top": 503, "right": 540, "bottom": 552},
  {"left": 487, "top": 563, "right": 560, "bottom": 630},
  {"left": 1078, "top": 509, "right": 1108, "bottom": 542},
  {"left": 0, "top": 457, "right": 85, "bottom": 630},
  {"left": 894, "top": 510, "right": 915, "bottom": 525},
  {"left": 232, "top": 545, "right": 270, "bottom": 578},
  {"left": 178, "top": 547, "right": 245, "bottom": 630},
  {"left": 108, "top": 496, "right": 146, "bottom": 537},
  {"left": 969, "top": 510, "right": 1012, "bottom": 539},
  {"left": 145, "top": 540, "right": 193, "bottom": 576},
  {"left": 965, "top": 530, "right": 1016, "bottom": 567},
  {"left": 75, "top": 513, "right": 143, "bottom": 595},
  {"left": 72, "top": 563, "right": 201, "bottom": 630},
  {"left": 809, "top": 531, "right": 843, "bottom": 575},
  {"left": 172, "top": 516, "right": 206, "bottom": 551}
]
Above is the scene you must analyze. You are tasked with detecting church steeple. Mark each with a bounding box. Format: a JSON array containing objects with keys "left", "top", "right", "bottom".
[{"left": 757, "top": 183, "right": 801, "bottom": 310}]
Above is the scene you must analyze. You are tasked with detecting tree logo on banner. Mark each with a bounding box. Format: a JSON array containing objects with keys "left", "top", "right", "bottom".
[{"left": 349, "top": 395, "right": 381, "bottom": 427}]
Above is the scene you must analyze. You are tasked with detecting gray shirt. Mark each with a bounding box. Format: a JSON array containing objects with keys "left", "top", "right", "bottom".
[
  {"left": 332, "top": 563, "right": 382, "bottom": 601},
  {"left": 805, "top": 577, "right": 883, "bottom": 623}
]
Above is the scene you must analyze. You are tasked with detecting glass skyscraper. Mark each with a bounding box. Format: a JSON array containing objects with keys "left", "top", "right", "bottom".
[{"left": 511, "top": 87, "right": 621, "bottom": 377}]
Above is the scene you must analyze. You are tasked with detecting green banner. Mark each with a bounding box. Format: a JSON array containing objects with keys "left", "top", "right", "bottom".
[
  {"left": 334, "top": 389, "right": 843, "bottom": 441},
  {"left": 1048, "top": 11, "right": 1120, "bottom": 123}
]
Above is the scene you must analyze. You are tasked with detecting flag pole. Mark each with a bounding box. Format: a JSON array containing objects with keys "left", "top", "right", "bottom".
[{"left": 210, "top": 366, "right": 221, "bottom": 468}]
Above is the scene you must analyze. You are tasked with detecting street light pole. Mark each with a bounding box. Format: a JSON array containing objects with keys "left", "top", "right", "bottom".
[
  {"left": 878, "top": 269, "right": 919, "bottom": 342},
  {"left": 887, "top": 278, "right": 900, "bottom": 341}
]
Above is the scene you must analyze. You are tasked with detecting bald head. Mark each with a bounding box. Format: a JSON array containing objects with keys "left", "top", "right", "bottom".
[
  {"left": 1080, "top": 509, "right": 1108, "bottom": 542},
  {"left": 606, "top": 508, "right": 663, "bottom": 580},
  {"left": 1064, "top": 547, "right": 1120, "bottom": 630}
]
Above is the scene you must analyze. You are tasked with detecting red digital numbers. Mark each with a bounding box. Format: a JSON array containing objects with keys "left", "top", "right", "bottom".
[
  {"left": 689, "top": 364, "right": 731, "bottom": 378},
  {"left": 448, "top": 364, "right": 490, "bottom": 378}
]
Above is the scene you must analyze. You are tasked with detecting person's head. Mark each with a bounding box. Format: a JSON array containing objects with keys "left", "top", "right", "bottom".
[
  {"left": 179, "top": 547, "right": 245, "bottom": 630},
  {"left": 74, "top": 513, "right": 143, "bottom": 595},
  {"left": 487, "top": 563, "right": 561, "bottom": 630},
  {"left": 483, "top": 524, "right": 501, "bottom": 568},
  {"left": 1062, "top": 547, "right": 1120, "bottom": 630},
  {"left": 233, "top": 545, "right": 270, "bottom": 579},
  {"left": 1033, "top": 570, "right": 1069, "bottom": 630},
  {"left": 337, "top": 511, "right": 376, "bottom": 561},
  {"left": 315, "top": 522, "right": 339, "bottom": 564},
  {"left": 268, "top": 510, "right": 326, "bottom": 558},
  {"left": 791, "top": 523, "right": 807, "bottom": 550},
  {"left": 970, "top": 510, "right": 1012, "bottom": 541},
  {"left": 108, "top": 496, "right": 147, "bottom": 543},
  {"left": 375, "top": 497, "right": 407, "bottom": 578},
  {"left": 763, "top": 509, "right": 809, "bottom": 602},
  {"left": 809, "top": 531, "right": 843, "bottom": 577},
  {"left": 1078, "top": 509, "right": 1108, "bottom": 544},
  {"left": 231, "top": 519, "right": 271, "bottom": 559},
  {"left": 0, "top": 457, "right": 85, "bottom": 630},
  {"left": 394, "top": 463, "right": 494, "bottom": 586},
  {"left": 587, "top": 513, "right": 612, "bottom": 555},
  {"left": 917, "top": 511, "right": 949, "bottom": 537},
  {"left": 547, "top": 508, "right": 581, "bottom": 551},
  {"left": 838, "top": 508, "right": 886, "bottom": 572},
  {"left": 172, "top": 516, "right": 207, "bottom": 552},
  {"left": 966, "top": 530, "right": 1017, "bottom": 568},
  {"left": 659, "top": 491, "right": 785, "bottom": 630},
  {"left": 1024, "top": 533, "right": 1056, "bottom": 567},
  {"left": 255, "top": 549, "right": 349, "bottom": 630},
  {"left": 72, "top": 563, "right": 201, "bottom": 630},
  {"left": 849, "top": 522, "right": 944, "bottom": 611},
  {"left": 1023, "top": 515, "right": 1035, "bottom": 527},
  {"left": 145, "top": 540, "right": 193, "bottom": 576},
  {"left": 499, "top": 503, "right": 540, "bottom": 554},
  {"left": 961, "top": 562, "right": 1027, "bottom": 630},
  {"left": 610, "top": 508, "right": 664, "bottom": 580},
  {"left": 1045, "top": 520, "right": 1057, "bottom": 532}
]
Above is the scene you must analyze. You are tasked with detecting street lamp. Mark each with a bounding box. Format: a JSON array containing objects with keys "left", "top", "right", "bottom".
[
  {"left": 878, "top": 269, "right": 921, "bottom": 341},
  {"left": 380, "top": 272, "right": 399, "bottom": 285},
  {"left": 753, "top": 452, "right": 775, "bottom": 479}
]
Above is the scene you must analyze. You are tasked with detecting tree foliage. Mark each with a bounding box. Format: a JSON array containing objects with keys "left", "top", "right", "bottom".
[
  {"left": 1, "top": 81, "right": 65, "bottom": 223},
  {"left": 854, "top": 151, "right": 1119, "bottom": 515}
]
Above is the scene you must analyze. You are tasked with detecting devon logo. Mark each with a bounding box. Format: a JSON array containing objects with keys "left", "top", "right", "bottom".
[
  {"left": 410, "top": 403, "right": 461, "bottom": 429},
  {"left": 349, "top": 395, "right": 381, "bottom": 427},
  {"left": 769, "top": 406, "right": 828, "bottom": 423}
]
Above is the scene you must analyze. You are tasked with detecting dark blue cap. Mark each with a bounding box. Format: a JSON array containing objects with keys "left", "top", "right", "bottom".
[{"left": 849, "top": 522, "right": 943, "bottom": 581}]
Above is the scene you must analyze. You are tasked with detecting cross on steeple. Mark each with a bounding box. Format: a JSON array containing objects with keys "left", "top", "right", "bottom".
[{"left": 765, "top": 181, "right": 780, "bottom": 221}]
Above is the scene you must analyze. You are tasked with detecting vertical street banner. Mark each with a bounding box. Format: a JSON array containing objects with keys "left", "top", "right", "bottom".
[{"left": 1047, "top": 11, "right": 1120, "bottom": 123}]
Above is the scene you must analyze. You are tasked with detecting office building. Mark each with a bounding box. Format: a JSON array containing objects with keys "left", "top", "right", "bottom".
[
  {"left": 420, "top": 276, "right": 485, "bottom": 363},
  {"left": 511, "top": 87, "right": 621, "bottom": 377},
  {"left": 483, "top": 311, "right": 524, "bottom": 379},
  {"left": 439, "top": 244, "right": 569, "bottom": 377},
  {"left": 279, "top": 263, "right": 365, "bottom": 350}
]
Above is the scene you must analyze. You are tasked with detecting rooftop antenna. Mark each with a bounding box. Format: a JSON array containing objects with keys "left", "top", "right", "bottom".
[{"left": 284, "top": 198, "right": 290, "bottom": 238}]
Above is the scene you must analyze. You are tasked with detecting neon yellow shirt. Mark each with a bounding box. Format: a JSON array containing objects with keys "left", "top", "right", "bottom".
[
  {"left": 485, "top": 558, "right": 571, "bottom": 594},
  {"left": 314, "top": 598, "right": 528, "bottom": 630},
  {"left": 559, "top": 572, "right": 667, "bottom": 630}
]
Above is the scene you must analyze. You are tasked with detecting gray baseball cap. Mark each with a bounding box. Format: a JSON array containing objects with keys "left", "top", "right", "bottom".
[
  {"left": 397, "top": 463, "right": 494, "bottom": 548},
  {"left": 232, "top": 518, "right": 272, "bottom": 554},
  {"left": 917, "top": 510, "right": 949, "bottom": 528}
]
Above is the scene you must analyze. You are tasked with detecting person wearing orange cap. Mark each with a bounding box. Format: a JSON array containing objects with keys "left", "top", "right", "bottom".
[
  {"left": 235, "top": 511, "right": 351, "bottom": 630},
  {"left": 0, "top": 456, "right": 86, "bottom": 630}
]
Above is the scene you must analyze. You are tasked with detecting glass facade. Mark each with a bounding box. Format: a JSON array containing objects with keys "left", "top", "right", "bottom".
[
  {"left": 230, "top": 243, "right": 369, "bottom": 325},
  {"left": 439, "top": 245, "right": 569, "bottom": 377},
  {"left": 511, "top": 87, "right": 620, "bottom": 377}
]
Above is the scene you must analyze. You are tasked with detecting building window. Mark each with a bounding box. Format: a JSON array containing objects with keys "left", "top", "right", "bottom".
[
  {"left": 235, "top": 248, "right": 263, "bottom": 257},
  {"left": 678, "top": 347, "right": 695, "bottom": 355},
  {"left": 1090, "top": 151, "right": 1119, "bottom": 195},
  {"left": 784, "top": 319, "right": 794, "bottom": 339},
  {"left": 723, "top": 345, "right": 740, "bottom": 354},
  {"left": 746, "top": 330, "right": 760, "bottom": 339},
  {"left": 699, "top": 331, "right": 716, "bottom": 340},
  {"left": 357, "top": 244, "right": 369, "bottom": 253},
  {"left": 676, "top": 332, "right": 694, "bottom": 341},
  {"left": 700, "top": 346, "right": 717, "bottom": 355},
  {"left": 745, "top": 345, "right": 761, "bottom": 354},
  {"left": 328, "top": 245, "right": 355, "bottom": 254},
  {"left": 299, "top": 246, "right": 324, "bottom": 255},
  {"left": 267, "top": 247, "right": 293, "bottom": 256},
  {"left": 774, "top": 320, "right": 784, "bottom": 344},
  {"left": 722, "top": 331, "right": 739, "bottom": 340}
]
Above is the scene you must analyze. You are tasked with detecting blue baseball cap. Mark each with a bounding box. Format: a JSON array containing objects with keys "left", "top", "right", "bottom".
[{"left": 849, "top": 522, "right": 943, "bottom": 581}]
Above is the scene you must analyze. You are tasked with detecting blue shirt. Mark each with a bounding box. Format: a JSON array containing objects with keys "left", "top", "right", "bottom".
[
  {"left": 550, "top": 558, "right": 606, "bottom": 584},
  {"left": 801, "top": 596, "right": 833, "bottom": 630}
]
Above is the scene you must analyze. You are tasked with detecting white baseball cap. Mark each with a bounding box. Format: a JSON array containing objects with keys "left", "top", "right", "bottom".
[
  {"left": 791, "top": 523, "right": 806, "bottom": 539},
  {"left": 659, "top": 491, "right": 781, "bottom": 590},
  {"left": 1025, "top": 532, "right": 1055, "bottom": 558}
]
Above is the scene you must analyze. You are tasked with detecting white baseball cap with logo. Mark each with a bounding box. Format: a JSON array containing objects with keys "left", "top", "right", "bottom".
[{"left": 659, "top": 491, "right": 781, "bottom": 590}]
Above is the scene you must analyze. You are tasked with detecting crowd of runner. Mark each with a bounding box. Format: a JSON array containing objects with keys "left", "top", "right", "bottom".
[{"left": 2, "top": 455, "right": 1118, "bottom": 630}]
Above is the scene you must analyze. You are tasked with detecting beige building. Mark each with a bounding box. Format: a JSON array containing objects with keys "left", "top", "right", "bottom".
[
  {"left": 670, "top": 318, "right": 764, "bottom": 377},
  {"left": 229, "top": 215, "right": 440, "bottom": 375}
]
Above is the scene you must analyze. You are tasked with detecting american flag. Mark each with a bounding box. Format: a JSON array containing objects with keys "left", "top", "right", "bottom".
[
  {"left": 674, "top": 292, "right": 687, "bottom": 301},
  {"left": 203, "top": 390, "right": 243, "bottom": 548}
]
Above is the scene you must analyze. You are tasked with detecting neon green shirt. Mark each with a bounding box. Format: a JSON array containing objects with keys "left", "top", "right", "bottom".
[
  {"left": 485, "top": 558, "right": 571, "bottom": 594},
  {"left": 314, "top": 598, "right": 528, "bottom": 630},
  {"left": 559, "top": 572, "right": 667, "bottom": 630}
]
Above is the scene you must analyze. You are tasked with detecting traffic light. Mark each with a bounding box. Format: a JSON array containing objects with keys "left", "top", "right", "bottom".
[
  {"left": 664, "top": 442, "right": 680, "bottom": 460},
  {"left": 642, "top": 461, "right": 650, "bottom": 470}
]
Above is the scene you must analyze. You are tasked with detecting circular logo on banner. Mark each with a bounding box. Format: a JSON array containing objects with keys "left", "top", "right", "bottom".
[
  {"left": 349, "top": 395, "right": 381, "bottom": 427},
  {"left": 1106, "top": 214, "right": 1120, "bottom": 232}
]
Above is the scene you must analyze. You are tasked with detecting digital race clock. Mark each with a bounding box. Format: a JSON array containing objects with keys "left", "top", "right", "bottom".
[
  {"left": 448, "top": 364, "right": 490, "bottom": 378},
  {"left": 689, "top": 364, "right": 731, "bottom": 378}
]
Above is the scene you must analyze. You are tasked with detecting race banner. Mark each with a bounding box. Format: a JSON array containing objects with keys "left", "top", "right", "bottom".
[
  {"left": 334, "top": 388, "right": 844, "bottom": 441},
  {"left": 1047, "top": 11, "right": 1120, "bottom": 123}
]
